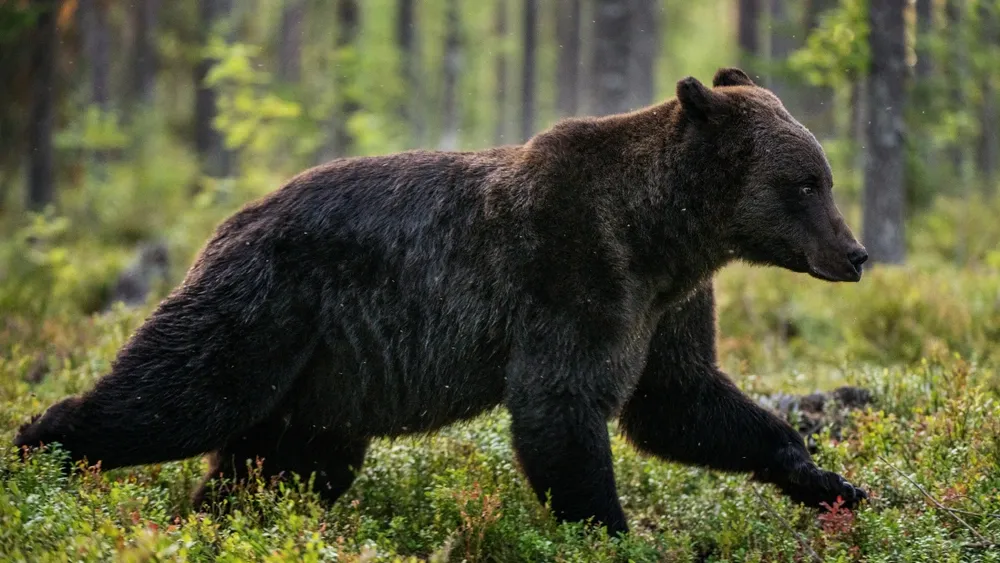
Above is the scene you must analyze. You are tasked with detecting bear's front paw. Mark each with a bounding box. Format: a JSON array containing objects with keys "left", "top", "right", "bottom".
[{"left": 777, "top": 464, "right": 867, "bottom": 511}]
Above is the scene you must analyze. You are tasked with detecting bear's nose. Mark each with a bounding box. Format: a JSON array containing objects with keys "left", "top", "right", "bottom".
[{"left": 848, "top": 247, "right": 869, "bottom": 269}]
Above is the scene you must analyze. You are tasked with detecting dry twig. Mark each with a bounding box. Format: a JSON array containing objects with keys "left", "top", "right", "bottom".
[{"left": 877, "top": 454, "right": 993, "bottom": 547}]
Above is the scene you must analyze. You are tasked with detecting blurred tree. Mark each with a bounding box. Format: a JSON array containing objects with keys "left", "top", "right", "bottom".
[
  {"left": 521, "top": 0, "right": 537, "bottom": 141},
  {"left": 628, "top": 0, "right": 658, "bottom": 109},
  {"left": 194, "top": 0, "right": 235, "bottom": 178},
  {"left": 79, "top": 0, "right": 110, "bottom": 172},
  {"left": 849, "top": 78, "right": 866, "bottom": 147},
  {"left": 908, "top": 0, "right": 937, "bottom": 209},
  {"left": 592, "top": 0, "right": 630, "bottom": 116},
  {"left": 131, "top": 0, "right": 160, "bottom": 107},
  {"left": 80, "top": 0, "right": 109, "bottom": 111},
  {"left": 555, "top": 0, "right": 581, "bottom": 117},
  {"left": 278, "top": 0, "right": 305, "bottom": 83},
  {"left": 768, "top": 0, "right": 798, "bottom": 106},
  {"left": 27, "top": 0, "right": 58, "bottom": 210},
  {"left": 803, "top": 0, "right": 836, "bottom": 38},
  {"left": 396, "top": 0, "right": 424, "bottom": 145},
  {"left": 801, "top": 0, "right": 836, "bottom": 136},
  {"left": 440, "top": 0, "right": 461, "bottom": 149},
  {"left": 979, "top": 2, "right": 999, "bottom": 188},
  {"left": 863, "top": 0, "right": 907, "bottom": 264},
  {"left": 333, "top": 0, "right": 359, "bottom": 157},
  {"left": 494, "top": 0, "right": 509, "bottom": 144},
  {"left": 944, "top": 0, "right": 968, "bottom": 174},
  {"left": 738, "top": 0, "right": 762, "bottom": 79},
  {"left": 914, "top": 0, "right": 933, "bottom": 80}
]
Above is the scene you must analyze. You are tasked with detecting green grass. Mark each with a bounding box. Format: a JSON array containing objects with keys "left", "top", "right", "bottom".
[{"left": 2, "top": 258, "right": 1000, "bottom": 562}]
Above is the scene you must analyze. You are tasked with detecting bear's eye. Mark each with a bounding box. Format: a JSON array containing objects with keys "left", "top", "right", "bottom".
[{"left": 800, "top": 186, "right": 814, "bottom": 197}]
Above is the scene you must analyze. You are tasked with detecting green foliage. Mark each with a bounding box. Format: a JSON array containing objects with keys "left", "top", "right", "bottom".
[
  {"left": 0, "top": 214, "right": 127, "bottom": 318},
  {"left": 0, "top": 2, "right": 44, "bottom": 45},
  {"left": 207, "top": 39, "right": 323, "bottom": 169},
  {"left": 54, "top": 107, "right": 130, "bottom": 153},
  {"left": 715, "top": 261, "right": 1000, "bottom": 375},
  {"left": 788, "top": 0, "right": 869, "bottom": 89},
  {"left": 909, "top": 191, "right": 1000, "bottom": 269}
]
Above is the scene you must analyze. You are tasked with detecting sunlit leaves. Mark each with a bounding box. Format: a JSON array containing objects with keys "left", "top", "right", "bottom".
[{"left": 788, "top": 0, "right": 870, "bottom": 89}]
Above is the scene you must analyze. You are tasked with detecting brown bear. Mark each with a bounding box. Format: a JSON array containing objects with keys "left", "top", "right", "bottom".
[{"left": 15, "top": 68, "right": 868, "bottom": 535}]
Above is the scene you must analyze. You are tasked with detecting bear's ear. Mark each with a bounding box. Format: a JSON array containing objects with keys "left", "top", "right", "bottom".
[
  {"left": 712, "top": 67, "right": 756, "bottom": 88},
  {"left": 676, "top": 76, "right": 721, "bottom": 121}
]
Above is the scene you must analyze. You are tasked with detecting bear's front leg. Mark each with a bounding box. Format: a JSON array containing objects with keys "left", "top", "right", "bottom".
[
  {"left": 619, "top": 283, "right": 866, "bottom": 510},
  {"left": 621, "top": 364, "right": 867, "bottom": 510},
  {"left": 505, "top": 340, "right": 629, "bottom": 535}
]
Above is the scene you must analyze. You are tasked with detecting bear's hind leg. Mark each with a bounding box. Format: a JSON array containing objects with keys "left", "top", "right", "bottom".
[
  {"left": 192, "top": 416, "right": 368, "bottom": 509},
  {"left": 14, "top": 287, "right": 321, "bottom": 472},
  {"left": 505, "top": 341, "right": 629, "bottom": 536},
  {"left": 510, "top": 406, "right": 627, "bottom": 535}
]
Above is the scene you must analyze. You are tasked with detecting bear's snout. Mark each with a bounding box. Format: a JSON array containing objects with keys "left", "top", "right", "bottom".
[
  {"left": 807, "top": 240, "right": 867, "bottom": 283},
  {"left": 848, "top": 247, "right": 869, "bottom": 275}
]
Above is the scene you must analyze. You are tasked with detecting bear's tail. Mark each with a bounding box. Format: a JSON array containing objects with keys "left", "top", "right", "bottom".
[{"left": 14, "top": 274, "right": 319, "bottom": 471}]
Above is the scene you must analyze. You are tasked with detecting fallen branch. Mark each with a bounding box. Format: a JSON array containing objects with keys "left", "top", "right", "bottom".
[
  {"left": 945, "top": 507, "right": 1000, "bottom": 521},
  {"left": 948, "top": 494, "right": 1000, "bottom": 521},
  {"left": 877, "top": 455, "right": 993, "bottom": 547}
]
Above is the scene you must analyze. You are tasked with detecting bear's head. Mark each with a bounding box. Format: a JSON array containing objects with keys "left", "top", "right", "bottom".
[{"left": 676, "top": 67, "right": 868, "bottom": 282}]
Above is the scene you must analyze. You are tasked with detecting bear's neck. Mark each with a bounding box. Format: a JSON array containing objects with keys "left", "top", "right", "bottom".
[{"left": 522, "top": 101, "right": 739, "bottom": 297}]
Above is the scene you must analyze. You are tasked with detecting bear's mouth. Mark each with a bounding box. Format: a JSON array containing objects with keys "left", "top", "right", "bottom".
[{"left": 807, "top": 263, "right": 862, "bottom": 283}]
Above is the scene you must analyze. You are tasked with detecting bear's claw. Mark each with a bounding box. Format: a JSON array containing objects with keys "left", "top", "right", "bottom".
[{"left": 778, "top": 465, "right": 868, "bottom": 511}]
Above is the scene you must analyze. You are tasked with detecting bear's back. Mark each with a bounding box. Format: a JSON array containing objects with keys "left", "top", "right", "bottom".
[{"left": 252, "top": 150, "right": 531, "bottom": 434}]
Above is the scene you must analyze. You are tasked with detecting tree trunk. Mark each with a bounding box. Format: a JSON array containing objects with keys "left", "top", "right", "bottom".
[
  {"left": 333, "top": 0, "right": 360, "bottom": 157},
  {"left": 978, "top": 3, "right": 999, "bottom": 189},
  {"left": 521, "top": 0, "right": 537, "bottom": 141},
  {"left": 131, "top": 0, "right": 160, "bottom": 107},
  {"left": 912, "top": 0, "right": 934, "bottom": 121},
  {"left": 849, "top": 77, "right": 866, "bottom": 143},
  {"left": 945, "top": 0, "right": 967, "bottom": 174},
  {"left": 801, "top": 0, "right": 835, "bottom": 136},
  {"left": 440, "top": 0, "right": 461, "bottom": 149},
  {"left": 592, "top": 0, "right": 630, "bottom": 116},
  {"left": 494, "top": 0, "right": 509, "bottom": 144},
  {"left": 849, "top": 77, "right": 868, "bottom": 188},
  {"left": 555, "top": 0, "right": 581, "bottom": 117},
  {"left": 396, "top": 0, "right": 423, "bottom": 144},
  {"left": 914, "top": 0, "right": 933, "bottom": 80},
  {"left": 278, "top": 0, "right": 306, "bottom": 83},
  {"left": 81, "top": 0, "right": 110, "bottom": 110},
  {"left": 863, "top": 0, "right": 907, "bottom": 265},
  {"left": 27, "top": 0, "right": 57, "bottom": 211},
  {"left": 911, "top": 0, "right": 936, "bottom": 197},
  {"left": 628, "top": 0, "right": 658, "bottom": 109},
  {"left": 194, "top": 0, "right": 235, "bottom": 178},
  {"left": 768, "top": 0, "right": 798, "bottom": 106},
  {"left": 80, "top": 0, "right": 111, "bottom": 175},
  {"left": 738, "top": 0, "right": 761, "bottom": 78}
]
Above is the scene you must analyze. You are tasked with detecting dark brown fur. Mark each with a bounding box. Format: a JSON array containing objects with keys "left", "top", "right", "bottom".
[{"left": 15, "top": 68, "right": 868, "bottom": 535}]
